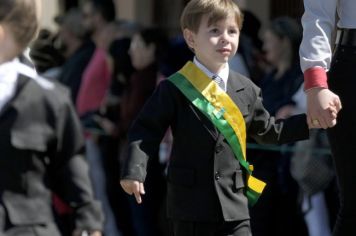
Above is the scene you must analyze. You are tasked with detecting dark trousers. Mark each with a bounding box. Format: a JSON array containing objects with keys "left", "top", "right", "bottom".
[
  {"left": 169, "top": 219, "right": 251, "bottom": 236},
  {"left": 328, "top": 44, "right": 356, "bottom": 236}
]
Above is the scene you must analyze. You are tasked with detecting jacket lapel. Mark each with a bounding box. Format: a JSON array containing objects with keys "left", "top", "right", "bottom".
[{"left": 226, "top": 71, "right": 246, "bottom": 108}]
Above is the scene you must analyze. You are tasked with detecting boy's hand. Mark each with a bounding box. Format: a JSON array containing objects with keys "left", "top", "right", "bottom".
[
  {"left": 306, "top": 87, "right": 341, "bottom": 129},
  {"left": 72, "top": 229, "right": 102, "bottom": 236},
  {"left": 120, "top": 179, "right": 145, "bottom": 204}
]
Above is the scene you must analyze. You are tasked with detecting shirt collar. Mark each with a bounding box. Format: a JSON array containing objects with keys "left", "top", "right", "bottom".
[
  {"left": 0, "top": 59, "right": 19, "bottom": 112},
  {"left": 0, "top": 58, "right": 19, "bottom": 85},
  {"left": 193, "top": 57, "right": 229, "bottom": 84}
]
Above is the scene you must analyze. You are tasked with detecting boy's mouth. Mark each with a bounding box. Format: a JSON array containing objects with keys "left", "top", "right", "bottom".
[{"left": 217, "top": 48, "right": 231, "bottom": 54}]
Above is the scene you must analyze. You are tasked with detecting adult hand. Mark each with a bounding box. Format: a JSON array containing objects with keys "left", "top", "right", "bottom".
[
  {"left": 306, "top": 87, "right": 341, "bottom": 129},
  {"left": 120, "top": 179, "right": 145, "bottom": 204}
]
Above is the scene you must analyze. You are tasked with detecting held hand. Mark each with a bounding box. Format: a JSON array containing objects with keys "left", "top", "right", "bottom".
[
  {"left": 120, "top": 179, "right": 145, "bottom": 204},
  {"left": 275, "top": 105, "right": 295, "bottom": 119},
  {"left": 306, "top": 88, "right": 342, "bottom": 129},
  {"left": 89, "top": 231, "right": 102, "bottom": 236},
  {"left": 72, "top": 230, "right": 102, "bottom": 236}
]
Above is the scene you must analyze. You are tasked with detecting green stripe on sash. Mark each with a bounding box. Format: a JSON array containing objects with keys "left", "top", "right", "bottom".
[{"left": 168, "top": 62, "right": 266, "bottom": 206}]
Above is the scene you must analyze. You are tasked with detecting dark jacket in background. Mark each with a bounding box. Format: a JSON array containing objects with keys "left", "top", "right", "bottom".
[{"left": 0, "top": 74, "right": 103, "bottom": 234}]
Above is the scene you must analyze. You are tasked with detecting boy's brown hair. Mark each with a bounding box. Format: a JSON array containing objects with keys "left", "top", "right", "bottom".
[
  {"left": 180, "top": 0, "right": 243, "bottom": 33},
  {"left": 0, "top": 0, "right": 39, "bottom": 49}
]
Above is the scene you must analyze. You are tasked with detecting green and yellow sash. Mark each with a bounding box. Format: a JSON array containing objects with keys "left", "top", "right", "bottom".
[{"left": 168, "top": 61, "right": 266, "bottom": 206}]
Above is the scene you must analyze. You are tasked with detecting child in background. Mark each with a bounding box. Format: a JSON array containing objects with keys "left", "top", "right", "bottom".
[{"left": 0, "top": 0, "right": 103, "bottom": 235}]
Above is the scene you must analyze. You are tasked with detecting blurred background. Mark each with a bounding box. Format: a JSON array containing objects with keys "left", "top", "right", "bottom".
[{"left": 39, "top": 0, "right": 303, "bottom": 35}]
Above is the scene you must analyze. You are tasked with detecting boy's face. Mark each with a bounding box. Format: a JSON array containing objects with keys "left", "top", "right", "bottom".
[{"left": 184, "top": 14, "right": 239, "bottom": 73}]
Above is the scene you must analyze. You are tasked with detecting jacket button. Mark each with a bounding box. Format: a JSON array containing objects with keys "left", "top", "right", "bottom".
[
  {"left": 215, "top": 172, "right": 220, "bottom": 180},
  {"left": 215, "top": 144, "right": 223, "bottom": 153}
]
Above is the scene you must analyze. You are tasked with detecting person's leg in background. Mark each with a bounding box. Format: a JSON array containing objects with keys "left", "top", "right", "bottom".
[
  {"left": 302, "top": 192, "right": 332, "bottom": 236},
  {"left": 86, "top": 138, "right": 122, "bottom": 236}
]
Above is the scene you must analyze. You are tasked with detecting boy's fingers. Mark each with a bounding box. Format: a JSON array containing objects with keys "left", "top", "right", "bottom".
[
  {"left": 133, "top": 191, "right": 142, "bottom": 204},
  {"left": 139, "top": 182, "right": 145, "bottom": 194},
  {"left": 128, "top": 181, "right": 143, "bottom": 204}
]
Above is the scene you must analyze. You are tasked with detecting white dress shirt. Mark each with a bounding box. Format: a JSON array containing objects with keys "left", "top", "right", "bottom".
[
  {"left": 300, "top": 0, "right": 356, "bottom": 73},
  {"left": 0, "top": 59, "right": 18, "bottom": 111},
  {"left": 193, "top": 57, "right": 229, "bottom": 92},
  {"left": 0, "top": 58, "right": 54, "bottom": 112}
]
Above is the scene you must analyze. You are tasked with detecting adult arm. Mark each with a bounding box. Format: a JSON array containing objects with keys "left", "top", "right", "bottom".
[{"left": 299, "top": 0, "right": 341, "bottom": 128}]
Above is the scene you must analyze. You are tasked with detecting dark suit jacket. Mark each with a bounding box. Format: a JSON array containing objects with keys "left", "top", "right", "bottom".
[
  {"left": 121, "top": 69, "right": 309, "bottom": 222},
  {"left": 0, "top": 74, "right": 103, "bottom": 234}
]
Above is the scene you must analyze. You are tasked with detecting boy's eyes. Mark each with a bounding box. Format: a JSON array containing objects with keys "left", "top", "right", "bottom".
[
  {"left": 209, "top": 28, "right": 238, "bottom": 35},
  {"left": 229, "top": 29, "right": 238, "bottom": 34},
  {"left": 210, "top": 28, "right": 219, "bottom": 33}
]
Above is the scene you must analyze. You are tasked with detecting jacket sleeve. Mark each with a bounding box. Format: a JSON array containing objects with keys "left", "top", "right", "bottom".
[
  {"left": 121, "top": 80, "right": 175, "bottom": 182},
  {"left": 248, "top": 84, "right": 309, "bottom": 145},
  {"left": 50, "top": 93, "right": 104, "bottom": 232}
]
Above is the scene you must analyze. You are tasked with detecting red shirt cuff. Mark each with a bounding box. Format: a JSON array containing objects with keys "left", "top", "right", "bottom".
[{"left": 303, "top": 67, "right": 329, "bottom": 90}]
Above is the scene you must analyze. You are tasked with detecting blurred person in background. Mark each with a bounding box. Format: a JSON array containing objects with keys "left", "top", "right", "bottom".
[
  {"left": 55, "top": 8, "right": 95, "bottom": 103},
  {"left": 118, "top": 26, "right": 170, "bottom": 236},
  {"left": 0, "top": 0, "right": 103, "bottom": 235},
  {"left": 230, "top": 0, "right": 264, "bottom": 82},
  {"left": 29, "top": 29, "right": 65, "bottom": 80},
  {"left": 248, "top": 17, "right": 307, "bottom": 236},
  {"left": 287, "top": 84, "right": 338, "bottom": 236},
  {"left": 76, "top": 0, "right": 116, "bottom": 117},
  {"left": 106, "top": 20, "right": 139, "bottom": 100},
  {"left": 90, "top": 20, "right": 140, "bottom": 236},
  {"left": 77, "top": 1, "right": 122, "bottom": 236}
]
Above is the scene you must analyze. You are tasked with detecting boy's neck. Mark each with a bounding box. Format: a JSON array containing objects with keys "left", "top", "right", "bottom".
[
  {"left": 194, "top": 57, "right": 229, "bottom": 82},
  {"left": 0, "top": 29, "right": 21, "bottom": 65},
  {"left": 194, "top": 57, "right": 228, "bottom": 74},
  {"left": 0, "top": 54, "right": 17, "bottom": 66}
]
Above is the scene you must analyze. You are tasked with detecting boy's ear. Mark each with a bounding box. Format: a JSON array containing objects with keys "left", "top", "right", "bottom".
[
  {"left": 0, "top": 25, "right": 4, "bottom": 42},
  {"left": 183, "top": 28, "right": 195, "bottom": 49}
]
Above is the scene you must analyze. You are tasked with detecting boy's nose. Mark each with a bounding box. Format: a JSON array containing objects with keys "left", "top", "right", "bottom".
[
  {"left": 220, "top": 32, "right": 229, "bottom": 44},
  {"left": 220, "top": 35, "right": 228, "bottom": 44}
]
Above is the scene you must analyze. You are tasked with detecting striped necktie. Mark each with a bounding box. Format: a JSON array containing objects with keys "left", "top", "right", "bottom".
[{"left": 212, "top": 75, "right": 225, "bottom": 91}]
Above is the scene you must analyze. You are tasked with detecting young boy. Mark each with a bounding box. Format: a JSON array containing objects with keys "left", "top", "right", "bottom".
[
  {"left": 120, "top": 0, "right": 314, "bottom": 235},
  {"left": 0, "top": 0, "right": 103, "bottom": 235}
]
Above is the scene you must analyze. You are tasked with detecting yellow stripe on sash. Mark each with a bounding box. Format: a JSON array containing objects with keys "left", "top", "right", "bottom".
[{"left": 179, "top": 62, "right": 246, "bottom": 158}]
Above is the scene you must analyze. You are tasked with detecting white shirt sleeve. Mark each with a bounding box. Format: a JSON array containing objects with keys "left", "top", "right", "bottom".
[{"left": 299, "top": 0, "right": 338, "bottom": 73}]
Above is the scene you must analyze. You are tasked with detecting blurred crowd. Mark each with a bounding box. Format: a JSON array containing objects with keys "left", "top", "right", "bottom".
[{"left": 26, "top": 0, "right": 339, "bottom": 235}]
